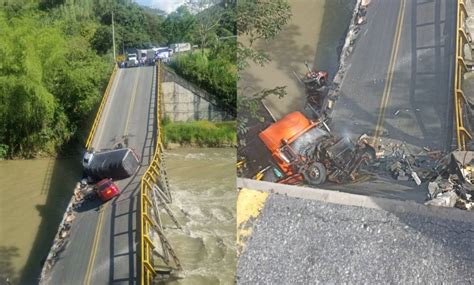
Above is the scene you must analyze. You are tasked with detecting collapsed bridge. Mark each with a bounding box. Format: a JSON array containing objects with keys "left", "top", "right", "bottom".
[{"left": 40, "top": 63, "right": 181, "bottom": 285}]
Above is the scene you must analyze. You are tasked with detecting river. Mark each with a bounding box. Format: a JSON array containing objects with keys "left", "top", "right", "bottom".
[
  {"left": 0, "top": 157, "right": 81, "bottom": 284},
  {"left": 239, "top": 0, "right": 355, "bottom": 120},
  {"left": 1, "top": 0, "right": 354, "bottom": 282},
  {"left": 0, "top": 148, "right": 236, "bottom": 285},
  {"left": 164, "top": 148, "right": 237, "bottom": 285}
]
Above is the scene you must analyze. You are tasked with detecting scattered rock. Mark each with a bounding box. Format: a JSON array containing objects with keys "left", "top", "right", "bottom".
[{"left": 425, "top": 191, "right": 459, "bottom": 208}]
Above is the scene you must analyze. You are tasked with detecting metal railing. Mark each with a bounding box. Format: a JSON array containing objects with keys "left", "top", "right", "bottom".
[
  {"left": 85, "top": 64, "right": 118, "bottom": 150},
  {"left": 140, "top": 62, "right": 182, "bottom": 285},
  {"left": 454, "top": 0, "right": 472, "bottom": 151}
]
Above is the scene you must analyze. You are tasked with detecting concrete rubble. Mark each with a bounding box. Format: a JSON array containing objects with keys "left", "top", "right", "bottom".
[
  {"left": 424, "top": 151, "right": 474, "bottom": 211},
  {"left": 39, "top": 182, "right": 94, "bottom": 283},
  {"left": 372, "top": 143, "right": 442, "bottom": 184},
  {"left": 363, "top": 142, "right": 473, "bottom": 211}
]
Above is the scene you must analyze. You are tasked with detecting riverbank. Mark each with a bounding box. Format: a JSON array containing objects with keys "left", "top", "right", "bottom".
[{"left": 163, "top": 120, "right": 236, "bottom": 148}]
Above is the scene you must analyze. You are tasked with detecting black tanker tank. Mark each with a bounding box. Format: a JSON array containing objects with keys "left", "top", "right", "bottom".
[{"left": 82, "top": 148, "right": 140, "bottom": 181}]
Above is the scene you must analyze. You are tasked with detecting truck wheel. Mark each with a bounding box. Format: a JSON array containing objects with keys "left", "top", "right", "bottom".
[{"left": 303, "top": 162, "right": 327, "bottom": 185}]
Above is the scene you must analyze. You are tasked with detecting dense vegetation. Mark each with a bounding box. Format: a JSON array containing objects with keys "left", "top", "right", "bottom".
[
  {"left": 0, "top": 4, "right": 110, "bottom": 158},
  {"left": 163, "top": 119, "right": 236, "bottom": 147},
  {"left": 166, "top": 2, "right": 237, "bottom": 116},
  {"left": 0, "top": 0, "right": 236, "bottom": 158},
  {"left": 172, "top": 48, "right": 236, "bottom": 115}
]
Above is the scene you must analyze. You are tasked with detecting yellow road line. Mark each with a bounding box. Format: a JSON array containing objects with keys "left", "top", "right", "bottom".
[
  {"left": 373, "top": 0, "right": 406, "bottom": 145},
  {"left": 83, "top": 69, "right": 141, "bottom": 284},
  {"left": 124, "top": 69, "right": 141, "bottom": 136},
  {"left": 83, "top": 204, "right": 107, "bottom": 285}
]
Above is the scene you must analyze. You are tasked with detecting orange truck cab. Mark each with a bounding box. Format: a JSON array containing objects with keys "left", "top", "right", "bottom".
[{"left": 259, "top": 111, "right": 330, "bottom": 184}]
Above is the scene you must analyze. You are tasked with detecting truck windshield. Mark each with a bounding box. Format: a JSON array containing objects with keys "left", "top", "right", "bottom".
[{"left": 290, "top": 127, "right": 329, "bottom": 155}]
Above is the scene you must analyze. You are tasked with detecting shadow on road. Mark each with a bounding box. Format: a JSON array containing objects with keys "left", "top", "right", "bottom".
[{"left": 107, "top": 66, "right": 156, "bottom": 284}]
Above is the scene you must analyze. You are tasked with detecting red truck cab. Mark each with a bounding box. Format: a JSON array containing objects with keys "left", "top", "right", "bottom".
[{"left": 95, "top": 179, "right": 120, "bottom": 202}]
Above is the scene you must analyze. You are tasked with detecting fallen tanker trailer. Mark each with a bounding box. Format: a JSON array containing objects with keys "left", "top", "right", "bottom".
[{"left": 82, "top": 148, "right": 140, "bottom": 182}]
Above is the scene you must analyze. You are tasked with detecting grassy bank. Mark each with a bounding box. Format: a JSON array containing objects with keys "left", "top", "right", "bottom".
[{"left": 163, "top": 120, "right": 236, "bottom": 147}]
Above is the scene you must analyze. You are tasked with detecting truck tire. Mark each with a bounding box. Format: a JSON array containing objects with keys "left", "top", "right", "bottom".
[{"left": 303, "top": 162, "right": 327, "bottom": 185}]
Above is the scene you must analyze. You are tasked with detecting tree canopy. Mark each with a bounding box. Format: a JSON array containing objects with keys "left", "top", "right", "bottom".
[{"left": 0, "top": 0, "right": 237, "bottom": 158}]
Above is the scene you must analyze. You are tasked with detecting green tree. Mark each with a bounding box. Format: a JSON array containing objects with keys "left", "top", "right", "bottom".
[
  {"left": 186, "top": 0, "right": 223, "bottom": 56},
  {"left": 0, "top": 7, "right": 110, "bottom": 158},
  {"left": 236, "top": 0, "right": 292, "bottom": 145},
  {"left": 162, "top": 6, "right": 196, "bottom": 44},
  {"left": 91, "top": 25, "right": 112, "bottom": 54}
]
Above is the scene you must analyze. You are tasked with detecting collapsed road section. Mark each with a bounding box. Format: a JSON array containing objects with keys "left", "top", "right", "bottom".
[
  {"left": 238, "top": 0, "right": 474, "bottom": 211},
  {"left": 40, "top": 63, "right": 181, "bottom": 284}
]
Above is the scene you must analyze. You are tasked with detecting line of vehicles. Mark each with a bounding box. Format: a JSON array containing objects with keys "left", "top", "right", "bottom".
[{"left": 122, "top": 43, "right": 192, "bottom": 68}]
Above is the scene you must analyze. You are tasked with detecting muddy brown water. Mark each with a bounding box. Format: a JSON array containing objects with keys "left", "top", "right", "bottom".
[
  {"left": 0, "top": 148, "right": 236, "bottom": 285},
  {"left": 164, "top": 148, "right": 236, "bottom": 285},
  {"left": 0, "top": 1, "right": 354, "bottom": 282},
  {"left": 0, "top": 157, "right": 81, "bottom": 285},
  {"left": 239, "top": 0, "right": 355, "bottom": 120}
]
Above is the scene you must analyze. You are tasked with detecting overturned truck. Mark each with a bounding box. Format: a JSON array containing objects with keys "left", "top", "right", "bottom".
[
  {"left": 258, "top": 112, "right": 375, "bottom": 185},
  {"left": 82, "top": 148, "right": 140, "bottom": 182}
]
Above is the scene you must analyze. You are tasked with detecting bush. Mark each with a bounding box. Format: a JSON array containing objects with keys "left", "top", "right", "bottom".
[
  {"left": 171, "top": 51, "right": 237, "bottom": 116},
  {"left": 0, "top": 9, "right": 110, "bottom": 157},
  {"left": 163, "top": 121, "right": 236, "bottom": 147}
]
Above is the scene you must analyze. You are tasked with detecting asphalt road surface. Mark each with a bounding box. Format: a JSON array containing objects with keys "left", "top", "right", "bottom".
[
  {"left": 332, "top": 0, "right": 455, "bottom": 149},
  {"left": 322, "top": 0, "right": 457, "bottom": 200},
  {"left": 237, "top": 193, "right": 474, "bottom": 284},
  {"left": 47, "top": 66, "right": 156, "bottom": 285},
  {"left": 237, "top": 1, "right": 471, "bottom": 283}
]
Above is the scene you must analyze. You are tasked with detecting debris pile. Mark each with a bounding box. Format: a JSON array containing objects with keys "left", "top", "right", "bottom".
[
  {"left": 425, "top": 151, "right": 474, "bottom": 211},
  {"left": 72, "top": 181, "right": 97, "bottom": 210},
  {"left": 368, "top": 142, "right": 473, "bottom": 211},
  {"left": 369, "top": 143, "right": 443, "bottom": 185},
  {"left": 40, "top": 182, "right": 92, "bottom": 282}
]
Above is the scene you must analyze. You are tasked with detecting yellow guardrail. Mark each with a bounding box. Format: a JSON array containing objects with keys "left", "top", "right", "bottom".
[
  {"left": 85, "top": 64, "right": 118, "bottom": 150},
  {"left": 140, "top": 62, "right": 181, "bottom": 284},
  {"left": 454, "top": 0, "right": 472, "bottom": 151}
]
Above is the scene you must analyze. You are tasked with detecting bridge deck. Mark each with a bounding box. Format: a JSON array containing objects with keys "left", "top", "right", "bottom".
[
  {"left": 323, "top": 0, "right": 456, "bottom": 201},
  {"left": 47, "top": 66, "right": 156, "bottom": 285}
]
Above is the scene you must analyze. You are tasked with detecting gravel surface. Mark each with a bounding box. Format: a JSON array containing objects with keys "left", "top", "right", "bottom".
[{"left": 237, "top": 194, "right": 474, "bottom": 284}]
